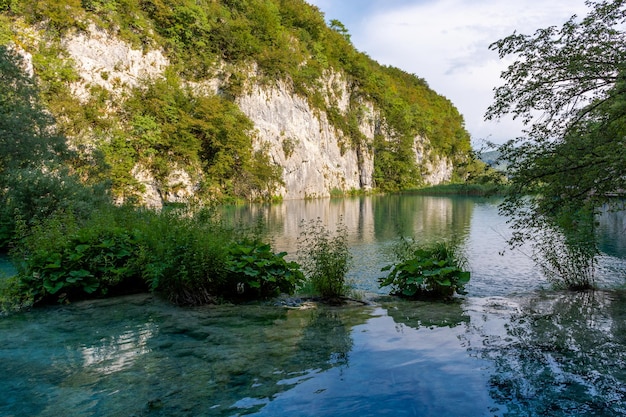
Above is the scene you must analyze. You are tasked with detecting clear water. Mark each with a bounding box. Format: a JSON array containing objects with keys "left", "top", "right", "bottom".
[{"left": 2, "top": 195, "right": 626, "bottom": 417}]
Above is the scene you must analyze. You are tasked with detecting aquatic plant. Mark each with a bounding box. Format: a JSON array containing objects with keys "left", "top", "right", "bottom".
[
  {"left": 379, "top": 239, "right": 470, "bottom": 300},
  {"left": 13, "top": 208, "right": 145, "bottom": 304},
  {"left": 297, "top": 218, "right": 352, "bottom": 300},
  {"left": 224, "top": 239, "right": 304, "bottom": 299}
]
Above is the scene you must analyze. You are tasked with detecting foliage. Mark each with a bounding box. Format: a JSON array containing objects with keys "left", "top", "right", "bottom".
[
  {"left": 379, "top": 239, "right": 470, "bottom": 300},
  {"left": 0, "top": 46, "right": 109, "bottom": 248},
  {"left": 0, "top": 168, "right": 110, "bottom": 248},
  {"left": 413, "top": 183, "right": 507, "bottom": 197},
  {"left": 0, "top": 46, "right": 68, "bottom": 177},
  {"left": 133, "top": 207, "right": 231, "bottom": 305},
  {"left": 12, "top": 209, "right": 141, "bottom": 303},
  {"left": 486, "top": 0, "right": 626, "bottom": 283},
  {"left": 225, "top": 239, "right": 304, "bottom": 299},
  {"left": 1, "top": 0, "right": 472, "bottom": 199},
  {"left": 530, "top": 210, "right": 598, "bottom": 290},
  {"left": 297, "top": 218, "right": 352, "bottom": 300},
  {"left": 8, "top": 203, "right": 309, "bottom": 306},
  {"left": 0, "top": 275, "right": 33, "bottom": 314},
  {"left": 110, "top": 73, "right": 282, "bottom": 201}
]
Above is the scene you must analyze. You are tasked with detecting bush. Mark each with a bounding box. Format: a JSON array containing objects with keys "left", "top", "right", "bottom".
[
  {"left": 224, "top": 239, "right": 304, "bottom": 300},
  {"left": 379, "top": 239, "right": 470, "bottom": 300},
  {"left": 133, "top": 208, "right": 231, "bottom": 306},
  {"left": 297, "top": 218, "right": 352, "bottom": 299},
  {"left": 0, "top": 168, "right": 110, "bottom": 249},
  {"left": 0, "top": 275, "right": 33, "bottom": 314},
  {"left": 528, "top": 207, "right": 598, "bottom": 290},
  {"left": 12, "top": 208, "right": 144, "bottom": 304}
]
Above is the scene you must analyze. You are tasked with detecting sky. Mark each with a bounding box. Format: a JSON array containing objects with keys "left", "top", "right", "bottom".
[{"left": 306, "top": 0, "right": 591, "bottom": 147}]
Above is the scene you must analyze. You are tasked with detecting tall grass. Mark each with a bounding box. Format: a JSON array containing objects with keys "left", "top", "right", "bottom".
[{"left": 296, "top": 218, "right": 352, "bottom": 300}]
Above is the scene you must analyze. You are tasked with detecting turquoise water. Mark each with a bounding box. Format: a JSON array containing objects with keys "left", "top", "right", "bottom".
[{"left": 1, "top": 195, "right": 626, "bottom": 416}]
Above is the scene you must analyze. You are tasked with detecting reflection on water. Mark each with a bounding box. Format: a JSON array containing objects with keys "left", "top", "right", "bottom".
[
  {"left": 222, "top": 196, "right": 548, "bottom": 297},
  {"left": 380, "top": 297, "right": 469, "bottom": 330},
  {"left": 598, "top": 205, "right": 626, "bottom": 258},
  {"left": 2, "top": 197, "right": 626, "bottom": 416},
  {"left": 220, "top": 195, "right": 474, "bottom": 250},
  {"left": 4, "top": 293, "right": 626, "bottom": 415},
  {"left": 481, "top": 290, "right": 626, "bottom": 416},
  {"left": 81, "top": 322, "right": 155, "bottom": 375}
]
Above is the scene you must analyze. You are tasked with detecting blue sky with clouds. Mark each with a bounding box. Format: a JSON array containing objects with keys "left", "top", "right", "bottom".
[{"left": 307, "top": 0, "right": 590, "bottom": 146}]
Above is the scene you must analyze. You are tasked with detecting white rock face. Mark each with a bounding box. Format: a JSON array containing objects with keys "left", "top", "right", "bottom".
[
  {"left": 59, "top": 26, "right": 452, "bottom": 204},
  {"left": 237, "top": 80, "right": 375, "bottom": 199},
  {"left": 62, "top": 24, "right": 169, "bottom": 101},
  {"left": 130, "top": 166, "right": 198, "bottom": 208}
]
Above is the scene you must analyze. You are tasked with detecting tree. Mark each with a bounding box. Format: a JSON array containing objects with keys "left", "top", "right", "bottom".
[
  {"left": 329, "top": 19, "right": 351, "bottom": 42},
  {"left": 485, "top": 0, "right": 626, "bottom": 287},
  {"left": 0, "top": 46, "right": 108, "bottom": 247},
  {"left": 0, "top": 46, "right": 68, "bottom": 177}
]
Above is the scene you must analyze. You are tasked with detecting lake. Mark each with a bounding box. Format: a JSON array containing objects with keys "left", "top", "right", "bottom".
[{"left": 1, "top": 195, "right": 626, "bottom": 416}]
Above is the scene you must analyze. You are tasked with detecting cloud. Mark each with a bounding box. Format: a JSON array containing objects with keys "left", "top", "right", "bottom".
[{"left": 308, "top": 0, "right": 590, "bottom": 144}]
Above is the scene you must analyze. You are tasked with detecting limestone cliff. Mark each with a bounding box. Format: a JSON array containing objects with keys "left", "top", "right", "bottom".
[
  {"left": 6, "top": 1, "right": 467, "bottom": 207},
  {"left": 54, "top": 24, "right": 455, "bottom": 205}
]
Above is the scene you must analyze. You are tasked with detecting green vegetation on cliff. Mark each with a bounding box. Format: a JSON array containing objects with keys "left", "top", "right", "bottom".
[{"left": 0, "top": 0, "right": 471, "bottom": 200}]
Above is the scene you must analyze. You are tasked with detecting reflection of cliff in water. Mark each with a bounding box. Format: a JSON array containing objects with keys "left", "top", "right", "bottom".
[
  {"left": 220, "top": 195, "right": 474, "bottom": 251},
  {"left": 372, "top": 194, "right": 473, "bottom": 242},
  {"left": 481, "top": 290, "right": 626, "bottom": 416}
]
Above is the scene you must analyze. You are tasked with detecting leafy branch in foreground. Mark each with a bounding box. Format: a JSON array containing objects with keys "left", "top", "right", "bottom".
[{"left": 486, "top": 0, "right": 626, "bottom": 286}]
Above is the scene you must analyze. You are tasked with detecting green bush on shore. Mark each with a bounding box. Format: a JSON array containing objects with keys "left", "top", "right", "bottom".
[
  {"left": 379, "top": 239, "right": 470, "bottom": 300},
  {"left": 8, "top": 204, "right": 304, "bottom": 307}
]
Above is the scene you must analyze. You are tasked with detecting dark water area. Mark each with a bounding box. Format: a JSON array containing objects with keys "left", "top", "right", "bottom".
[{"left": 2, "top": 195, "right": 626, "bottom": 416}]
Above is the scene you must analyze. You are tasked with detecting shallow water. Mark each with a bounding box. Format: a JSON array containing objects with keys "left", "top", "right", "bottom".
[
  {"left": 3, "top": 292, "right": 626, "bottom": 416},
  {"left": 2, "top": 196, "right": 626, "bottom": 416}
]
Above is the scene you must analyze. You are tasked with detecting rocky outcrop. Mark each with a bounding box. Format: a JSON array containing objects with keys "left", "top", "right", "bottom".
[
  {"left": 55, "top": 25, "right": 453, "bottom": 206},
  {"left": 63, "top": 24, "right": 169, "bottom": 102},
  {"left": 237, "top": 79, "right": 375, "bottom": 199}
]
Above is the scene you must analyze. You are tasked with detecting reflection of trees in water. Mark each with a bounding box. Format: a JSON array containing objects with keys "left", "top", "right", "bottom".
[
  {"left": 483, "top": 291, "right": 626, "bottom": 416},
  {"left": 381, "top": 298, "right": 469, "bottom": 330},
  {"left": 372, "top": 195, "right": 473, "bottom": 243},
  {"left": 0, "top": 296, "right": 363, "bottom": 417},
  {"left": 218, "top": 195, "right": 475, "bottom": 251},
  {"left": 155, "top": 305, "right": 358, "bottom": 416},
  {"left": 597, "top": 206, "right": 626, "bottom": 258}
]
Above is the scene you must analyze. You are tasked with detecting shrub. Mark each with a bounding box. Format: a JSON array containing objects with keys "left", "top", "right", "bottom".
[
  {"left": 0, "top": 168, "right": 109, "bottom": 249},
  {"left": 0, "top": 275, "right": 33, "bottom": 314},
  {"left": 297, "top": 218, "right": 352, "bottom": 299},
  {"left": 224, "top": 239, "right": 304, "bottom": 300},
  {"left": 12, "top": 208, "right": 145, "bottom": 304},
  {"left": 133, "top": 208, "right": 231, "bottom": 306},
  {"left": 379, "top": 239, "right": 470, "bottom": 300},
  {"left": 528, "top": 208, "right": 598, "bottom": 290}
]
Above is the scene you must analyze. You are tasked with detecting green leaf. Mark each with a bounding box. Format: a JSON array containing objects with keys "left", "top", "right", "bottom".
[
  {"left": 82, "top": 280, "right": 100, "bottom": 294},
  {"left": 457, "top": 271, "right": 471, "bottom": 283},
  {"left": 44, "top": 280, "right": 64, "bottom": 294},
  {"left": 406, "top": 276, "right": 424, "bottom": 285},
  {"left": 243, "top": 267, "right": 260, "bottom": 277},
  {"left": 402, "top": 287, "right": 417, "bottom": 296},
  {"left": 44, "top": 253, "right": 62, "bottom": 269},
  {"left": 75, "top": 244, "right": 90, "bottom": 253}
]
